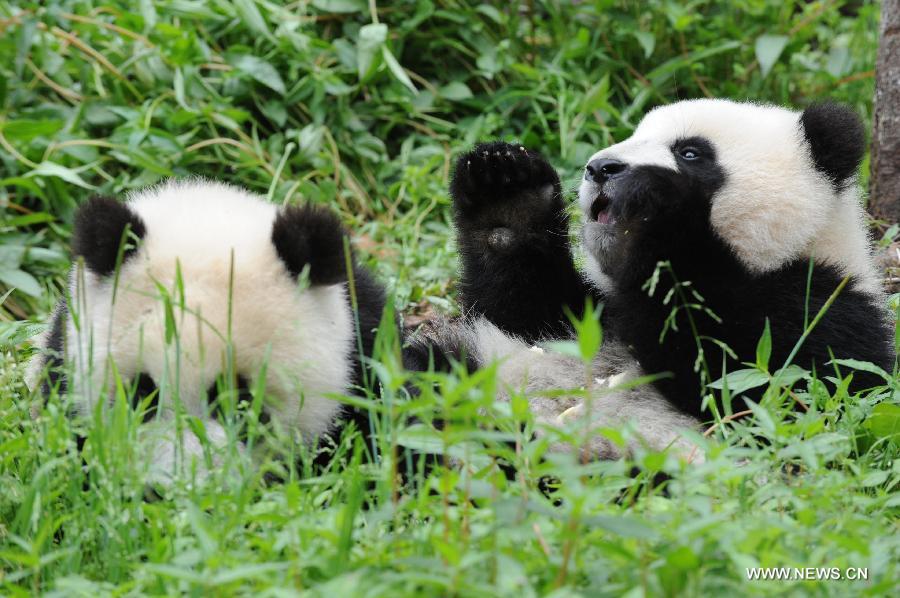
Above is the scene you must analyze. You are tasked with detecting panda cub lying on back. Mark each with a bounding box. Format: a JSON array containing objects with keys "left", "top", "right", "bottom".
[
  {"left": 27, "top": 180, "right": 387, "bottom": 484},
  {"left": 431, "top": 99, "right": 893, "bottom": 458}
]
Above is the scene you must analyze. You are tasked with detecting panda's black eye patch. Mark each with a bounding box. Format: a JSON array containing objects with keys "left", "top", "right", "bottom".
[{"left": 672, "top": 137, "right": 715, "bottom": 164}]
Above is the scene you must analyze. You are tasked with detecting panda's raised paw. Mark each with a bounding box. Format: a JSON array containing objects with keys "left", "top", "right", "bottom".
[{"left": 450, "top": 141, "right": 561, "bottom": 215}]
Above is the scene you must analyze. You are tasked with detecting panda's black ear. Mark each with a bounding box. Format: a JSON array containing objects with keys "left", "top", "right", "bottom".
[
  {"left": 272, "top": 205, "right": 350, "bottom": 286},
  {"left": 800, "top": 102, "right": 866, "bottom": 186},
  {"left": 72, "top": 196, "right": 146, "bottom": 276}
]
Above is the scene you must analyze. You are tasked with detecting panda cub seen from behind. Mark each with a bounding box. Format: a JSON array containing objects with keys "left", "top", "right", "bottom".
[
  {"left": 27, "top": 180, "right": 387, "bottom": 485},
  {"left": 447, "top": 99, "right": 893, "bottom": 447}
]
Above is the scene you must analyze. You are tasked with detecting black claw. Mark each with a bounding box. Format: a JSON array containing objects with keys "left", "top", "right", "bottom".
[{"left": 449, "top": 141, "right": 561, "bottom": 217}]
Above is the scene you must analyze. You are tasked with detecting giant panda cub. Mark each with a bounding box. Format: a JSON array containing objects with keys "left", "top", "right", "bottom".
[
  {"left": 26, "top": 180, "right": 387, "bottom": 485},
  {"left": 430, "top": 99, "right": 894, "bottom": 460}
]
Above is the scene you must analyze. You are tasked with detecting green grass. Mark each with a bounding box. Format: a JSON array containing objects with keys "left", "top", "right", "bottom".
[{"left": 1, "top": 0, "right": 898, "bottom": 595}]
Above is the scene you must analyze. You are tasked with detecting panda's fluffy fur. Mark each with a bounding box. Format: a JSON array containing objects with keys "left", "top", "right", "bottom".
[
  {"left": 422, "top": 99, "right": 893, "bottom": 459},
  {"left": 27, "top": 180, "right": 387, "bottom": 484}
]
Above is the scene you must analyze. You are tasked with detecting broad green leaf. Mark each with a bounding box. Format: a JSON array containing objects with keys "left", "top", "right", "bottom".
[
  {"left": 580, "top": 514, "right": 659, "bottom": 540},
  {"left": 311, "top": 0, "right": 366, "bottom": 13},
  {"left": 440, "top": 81, "right": 473, "bottom": 101},
  {"left": 4, "top": 212, "right": 54, "bottom": 227},
  {"left": 542, "top": 340, "right": 582, "bottom": 359},
  {"left": 227, "top": 54, "right": 286, "bottom": 95},
  {"left": 173, "top": 67, "right": 189, "bottom": 110},
  {"left": 233, "top": 0, "right": 272, "bottom": 40},
  {"left": 864, "top": 403, "right": 900, "bottom": 443},
  {"left": 476, "top": 4, "right": 503, "bottom": 24},
  {"left": 382, "top": 47, "right": 417, "bottom": 94},
  {"left": 826, "top": 43, "right": 851, "bottom": 78},
  {"left": 139, "top": 0, "right": 157, "bottom": 31},
  {"left": 0, "top": 119, "right": 63, "bottom": 141},
  {"left": 633, "top": 31, "right": 655, "bottom": 58},
  {"left": 357, "top": 23, "right": 387, "bottom": 82},
  {"left": 26, "top": 162, "right": 96, "bottom": 190},
  {"left": 707, "top": 368, "right": 768, "bottom": 394},
  {"left": 0, "top": 176, "right": 46, "bottom": 199},
  {"left": 830, "top": 358, "right": 892, "bottom": 384},
  {"left": 745, "top": 399, "right": 775, "bottom": 434},
  {"left": 0, "top": 267, "right": 42, "bottom": 297},
  {"left": 755, "top": 34, "right": 789, "bottom": 78}
]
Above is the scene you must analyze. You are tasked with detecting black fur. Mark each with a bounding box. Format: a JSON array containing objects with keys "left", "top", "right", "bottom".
[
  {"left": 800, "top": 102, "right": 866, "bottom": 187},
  {"left": 450, "top": 141, "right": 593, "bottom": 341},
  {"left": 72, "top": 196, "right": 146, "bottom": 276},
  {"left": 206, "top": 375, "right": 269, "bottom": 443},
  {"left": 402, "top": 326, "right": 480, "bottom": 375},
  {"left": 41, "top": 302, "right": 68, "bottom": 398},
  {"left": 604, "top": 163, "right": 892, "bottom": 418},
  {"left": 347, "top": 265, "right": 389, "bottom": 389},
  {"left": 272, "top": 205, "right": 350, "bottom": 285},
  {"left": 131, "top": 373, "right": 160, "bottom": 424}
]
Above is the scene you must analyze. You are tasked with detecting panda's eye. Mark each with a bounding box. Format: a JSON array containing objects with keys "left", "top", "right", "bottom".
[{"left": 679, "top": 147, "right": 700, "bottom": 160}]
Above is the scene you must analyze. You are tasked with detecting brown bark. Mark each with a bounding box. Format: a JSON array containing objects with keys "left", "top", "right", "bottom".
[{"left": 870, "top": 0, "right": 900, "bottom": 222}]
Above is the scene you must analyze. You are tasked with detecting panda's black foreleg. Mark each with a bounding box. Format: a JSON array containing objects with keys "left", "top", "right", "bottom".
[{"left": 449, "top": 142, "right": 593, "bottom": 341}]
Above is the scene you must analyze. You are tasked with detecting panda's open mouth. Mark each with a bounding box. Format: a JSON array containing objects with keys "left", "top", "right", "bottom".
[{"left": 590, "top": 193, "right": 614, "bottom": 224}]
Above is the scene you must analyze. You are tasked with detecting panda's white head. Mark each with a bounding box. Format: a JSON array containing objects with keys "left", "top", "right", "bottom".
[
  {"left": 63, "top": 180, "right": 356, "bottom": 481},
  {"left": 578, "top": 99, "right": 878, "bottom": 293}
]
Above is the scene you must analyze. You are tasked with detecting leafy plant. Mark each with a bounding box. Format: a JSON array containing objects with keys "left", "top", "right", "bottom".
[{"left": 0, "top": 1, "right": 896, "bottom": 595}]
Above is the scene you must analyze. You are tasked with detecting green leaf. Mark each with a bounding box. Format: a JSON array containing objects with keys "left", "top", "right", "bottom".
[
  {"left": 0, "top": 119, "right": 64, "bottom": 141},
  {"left": 864, "top": 403, "right": 900, "bottom": 443},
  {"left": 26, "top": 162, "right": 96, "bottom": 190},
  {"left": 173, "top": 67, "right": 190, "bottom": 110},
  {"left": 139, "top": 0, "right": 157, "bottom": 31},
  {"left": 755, "top": 34, "right": 789, "bottom": 78},
  {"left": 666, "top": 546, "right": 700, "bottom": 570},
  {"left": 542, "top": 340, "right": 582, "bottom": 359},
  {"left": 476, "top": 4, "right": 504, "bottom": 24},
  {"left": 580, "top": 514, "right": 659, "bottom": 540},
  {"left": 227, "top": 54, "right": 286, "bottom": 95},
  {"left": 745, "top": 399, "right": 775, "bottom": 434},
  {"left": 0, "top": 320, "right": 47, "bottom": 347},
  {"left": 5, "top": 212, "right": 54, "bottom": 227},
  {"left": 261, "top": 100, "right": 287, "bottom": 127},
  {"left": 569, "top": 299, "right": 603, "bottom": 363},
  {"left": 830, "top": 358, "right": 892, "bottom": 384},
  {"left": 0, "top": 176, "right": 46, "bottom": 199},
  {"left": 755, "top": 318, "right": 771, "bottom": 370},
  {"left": 632, "top": 31, "right": 655, "bottom": 58},
  {"left": 825, "top": 43, "right": 851, "bottom": 78},
  {"left": 0, "top": 267, "right": 42, "bottom": 297},
  {"left": 382, "top": 47, "right": 417, "bottom": 94},
  {"left": 708, "top": 368, "right": 769, "bottom": 394},
  {"left": 311, "top": 0, "right": 366, "bottom": 13},
  {"left": 357, "top": 23, "right": 387, "bottom": 83},
  {"left": 233, "top": 0, "right": 272, "bottom": 41},
  {"left": 439, "top": 81, "right": 473, "bottom": 101}
]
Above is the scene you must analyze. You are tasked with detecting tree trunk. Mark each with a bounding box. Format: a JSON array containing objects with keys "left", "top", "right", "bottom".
[{"left": 870, "top": 0, "right": 900, "bottom": 223}]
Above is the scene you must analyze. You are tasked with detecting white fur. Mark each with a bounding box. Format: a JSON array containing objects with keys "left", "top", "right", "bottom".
[
  {"left": 578, "top": 99, "right": 880, "bottom": 295},
  {"left": 37, "top": 180, "right": 355, "bottom": 479},
  {"left": 141, "top": 417, "right": 239, "bottom": 486},
  {"left": 423, "top": 317, "right": 703, "bottom": 462}
]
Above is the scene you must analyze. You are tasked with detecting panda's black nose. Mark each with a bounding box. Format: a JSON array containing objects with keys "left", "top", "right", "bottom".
[{"left": 585, "top": 158, "right": 628, "bottom": 183}]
